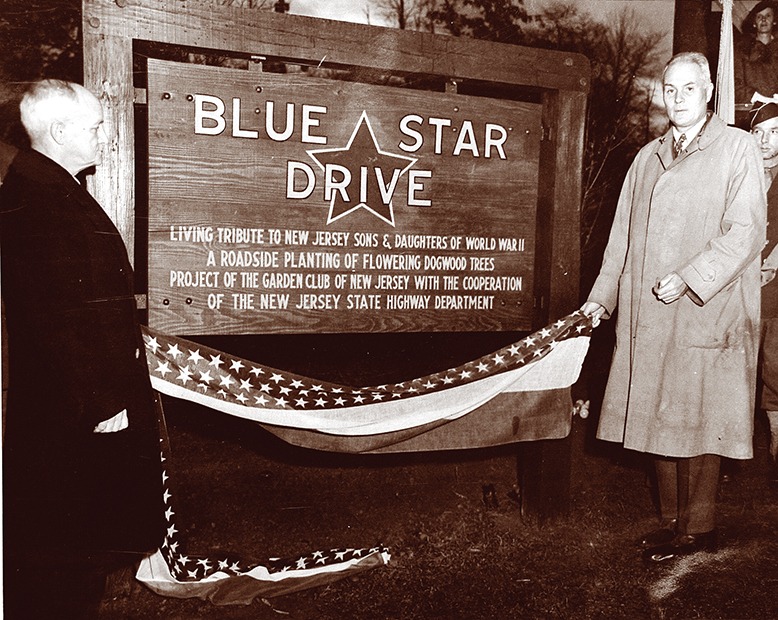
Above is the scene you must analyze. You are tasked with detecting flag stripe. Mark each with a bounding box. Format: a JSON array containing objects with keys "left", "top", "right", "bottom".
[
  {"left": 260, "top": 387, "right": 573, "bottom": 454},
  {"left": 137, "top": 547, "right": 391, "bottom": 605}
]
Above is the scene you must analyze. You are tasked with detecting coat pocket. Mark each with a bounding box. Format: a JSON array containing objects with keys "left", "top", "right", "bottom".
[{"left": 678, "top": 282, "right": 748, "bottom": 349}]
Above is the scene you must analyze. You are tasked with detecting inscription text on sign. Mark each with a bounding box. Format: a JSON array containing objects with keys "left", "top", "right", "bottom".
[{"left": 147, "top": 59, "right": 541, "bottom": 335}]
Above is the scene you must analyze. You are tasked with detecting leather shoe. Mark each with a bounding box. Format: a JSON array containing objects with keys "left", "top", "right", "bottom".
[
  {"left": 642, "top": 530, "right": 718, "bottom": 563},
  {"left": 637, "top": 520, "right": 677, "bottom": 549}
]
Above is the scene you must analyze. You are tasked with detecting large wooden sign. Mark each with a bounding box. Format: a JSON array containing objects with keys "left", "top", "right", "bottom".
[
  {"left": 83, "top": 0, "right": 589, "bottom": 518},
  {"left": 148, "top": 60, "right": 541, "bottom": 334}
]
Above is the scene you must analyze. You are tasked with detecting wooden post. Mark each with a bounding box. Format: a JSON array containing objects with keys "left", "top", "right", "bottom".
[
  {"left": 82, "top": 25, "right": 136, "bottom": 262},
  {"left": 520, "top": 88, "right": 587, "bottom": 522}
]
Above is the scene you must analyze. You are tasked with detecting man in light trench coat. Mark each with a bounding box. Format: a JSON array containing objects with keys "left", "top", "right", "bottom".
[{"left": 582, "top": 52, "right": 766, "bottom": 563}]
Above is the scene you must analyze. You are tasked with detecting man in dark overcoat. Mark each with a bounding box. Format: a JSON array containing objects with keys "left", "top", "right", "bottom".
[{"left": 1, "top": 80, "right": 165, "bottom": 617}]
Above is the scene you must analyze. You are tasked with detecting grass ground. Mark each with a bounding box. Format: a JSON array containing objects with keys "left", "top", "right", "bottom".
[{"left": 98, "top": 390, "right": 778, "bottom": 619}]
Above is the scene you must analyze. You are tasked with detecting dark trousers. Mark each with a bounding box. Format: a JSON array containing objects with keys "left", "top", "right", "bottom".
[
  {"left": 4, "top": 549, "right": 130, "bottom": 619},
  {"left": 654, "top": 453, "right": 721, "bottom": 534}
]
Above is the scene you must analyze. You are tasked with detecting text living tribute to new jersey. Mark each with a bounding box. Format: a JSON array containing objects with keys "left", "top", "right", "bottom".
[{"left": 147, "top": 59, "right": 543, "bottom": 335}]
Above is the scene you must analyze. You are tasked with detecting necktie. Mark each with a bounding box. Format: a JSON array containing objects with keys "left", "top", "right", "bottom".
[{"left": 673, "top": 133, "right": 686, "bottom": 159}]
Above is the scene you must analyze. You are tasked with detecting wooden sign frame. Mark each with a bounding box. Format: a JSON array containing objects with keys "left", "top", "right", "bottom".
[{"left": 82, "top": 0, "right": 589, "bottom": 332}]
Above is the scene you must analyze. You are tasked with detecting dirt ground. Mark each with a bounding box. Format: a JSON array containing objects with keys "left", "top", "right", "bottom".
[{"left": 97, "top": 381, "right": 778, "bottom": 619}]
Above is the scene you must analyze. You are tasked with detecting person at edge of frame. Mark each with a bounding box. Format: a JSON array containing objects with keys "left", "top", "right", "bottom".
[
  {"left": 581, "top": 52, "right": 766, "bottom": 564},
  {"left": 735, "top": 0, "right": 778, "bottom": 107},
  {"left": 0, "top": 79, "right": 165, "bottom": 618},
  {"left": 750, "top": 100, "right": 778, "bottom": 484}
]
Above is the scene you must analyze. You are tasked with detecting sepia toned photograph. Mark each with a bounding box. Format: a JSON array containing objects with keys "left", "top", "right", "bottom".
[{"left": 1, "top": 1, "right": 777, "bottom": 618}]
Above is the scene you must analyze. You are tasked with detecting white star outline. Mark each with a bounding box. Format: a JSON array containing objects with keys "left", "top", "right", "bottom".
[{"left": 306, "top": 111, "right": 418, "bottom": 227}]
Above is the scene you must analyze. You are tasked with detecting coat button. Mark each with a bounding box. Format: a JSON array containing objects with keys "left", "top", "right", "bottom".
[{"left": 135, "top": 347, "right": 140, "bottom": 359}]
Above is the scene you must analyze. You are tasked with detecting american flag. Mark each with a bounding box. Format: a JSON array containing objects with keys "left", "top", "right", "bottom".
[
  {"left": 142, "top": 311, "right": 592, "bottom": 437},
  {"left": 137, "top": 311, "right": 591, "bottom": 603},
  {"left": 138, "top": 414, "right": 390, "bottom": 605}
]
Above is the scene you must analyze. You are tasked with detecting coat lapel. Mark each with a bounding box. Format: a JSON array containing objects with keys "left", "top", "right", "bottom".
[
  {"left": 656, "top": 131, "right": 674, "bottom": 169},
  {"left": 656, "top": 114, "right": 723, "bottom": 170}
]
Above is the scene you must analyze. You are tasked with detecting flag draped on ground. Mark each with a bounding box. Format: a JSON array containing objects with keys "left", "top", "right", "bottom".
[
  {"left": 136, "top": 310, "right": 591, "bottom": 603},
  {"left": 137, "top": 402, "right": 390, "bottom": 606}
]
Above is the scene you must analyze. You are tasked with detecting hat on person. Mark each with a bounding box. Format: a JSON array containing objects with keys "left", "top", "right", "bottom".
[
  {"left": 750, "top": 102, "right": 778, "bottom": 129},
  {"left": 744, "top": 0, "right": 778, "bottom": 32}
]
